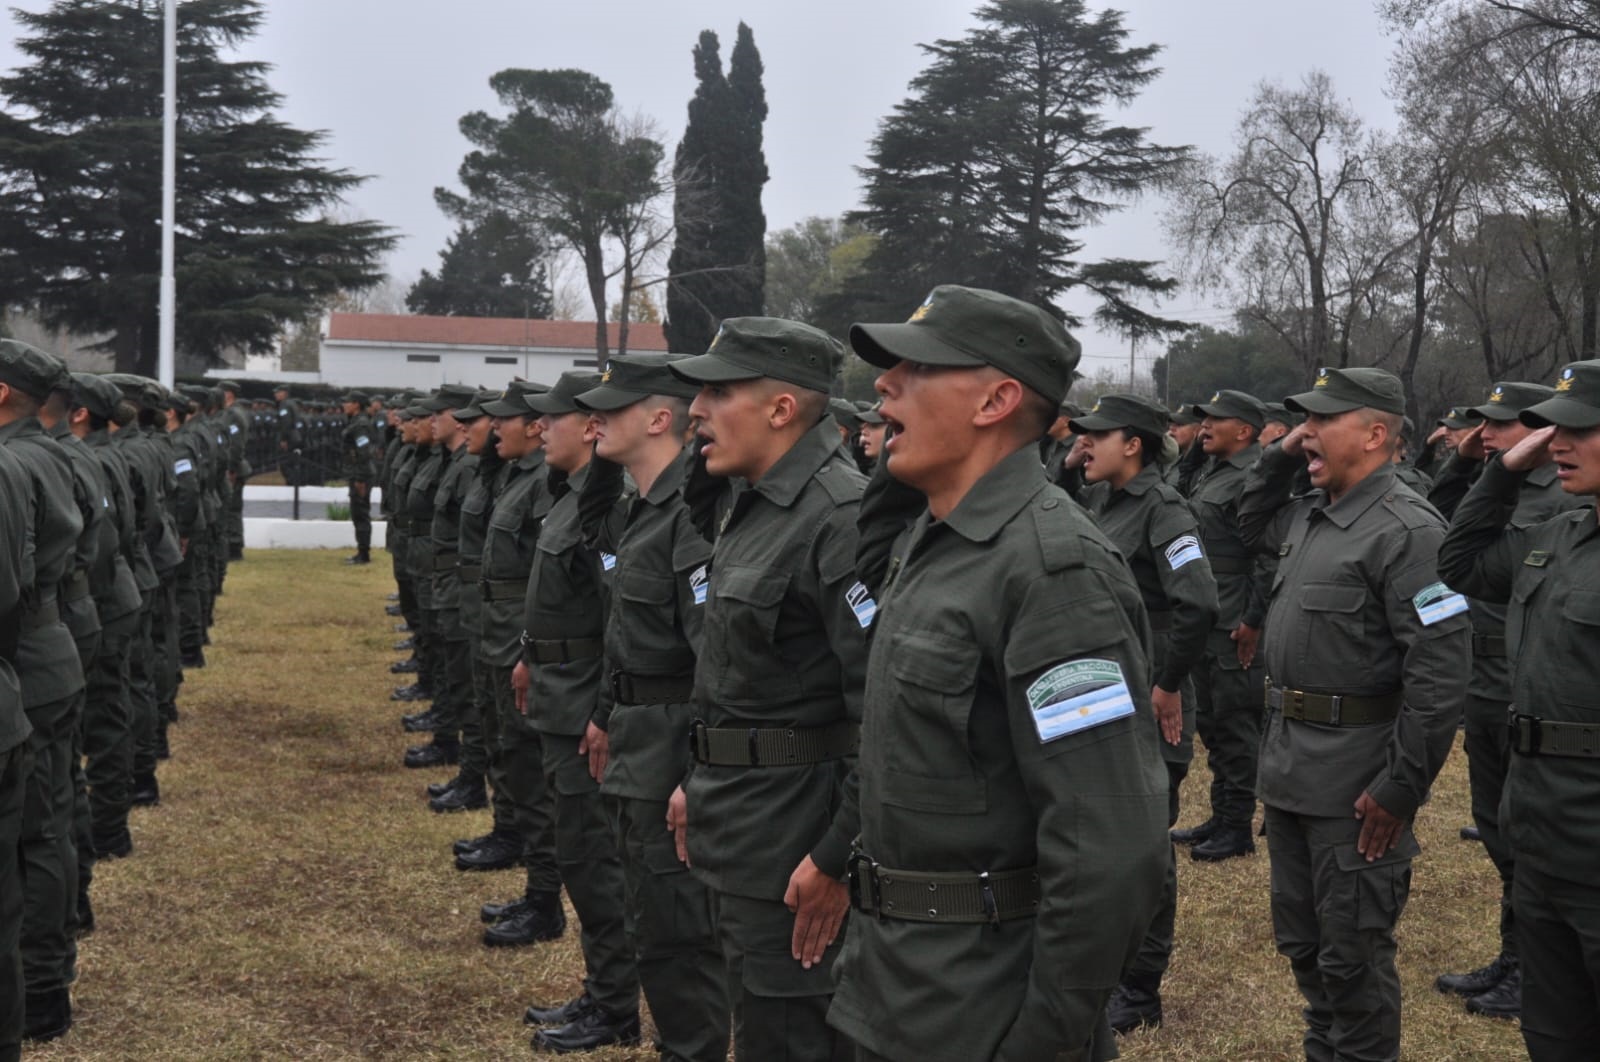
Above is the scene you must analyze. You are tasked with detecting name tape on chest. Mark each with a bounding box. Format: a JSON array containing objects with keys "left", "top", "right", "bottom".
[
  {"left": 1164, "top": 534, "right": 1203, "bottom": 571},
  {"left": 173, "top": 457, "right": 194, "bottom": 476},
  {"left": 1413, "top": 582, "right": 1469, "bottom": 626},
  {"left": 1025, "top": 659, "right": 1135, "bottom": 744},
  {"left": 845, "top": 581, "right": 877, "bottom": 629},
  {"left": 600, "top": 552, "right": 617, "bottom": 572},
  {"left": 689, "top": 564, "right": 709, "bottom": 606}
]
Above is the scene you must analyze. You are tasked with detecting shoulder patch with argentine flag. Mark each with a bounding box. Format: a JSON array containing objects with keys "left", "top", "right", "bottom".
[{"left": 1025, "top": 659, "right": 1135, "bottom": 744}]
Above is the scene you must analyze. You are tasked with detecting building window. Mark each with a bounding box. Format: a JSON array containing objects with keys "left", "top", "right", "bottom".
[
  {"left": 572, "top": 358, "right": 601, "bottom": 368},
  {"left": 406, "top": 354, "right": 440, "bottom": 363},
  {"left": 485, "top": 356, "right": 518, "bottom": 365}
]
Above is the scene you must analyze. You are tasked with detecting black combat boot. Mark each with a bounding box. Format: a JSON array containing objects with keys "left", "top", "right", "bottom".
[
  {"left": 1170, "top": 817, "right": 1219, "bottom": 846},
  {"left": 455, "top": 829, "right": 520, "bottom": 871},
  {"left": 130, "top": 771, "right": 160, "bottom": 808},
  {"left": 1436, "top": 953, "right": 1515, "bottom": 997},
  {"left": 429, "top": 779, "right": 486, "bottom": 813},
  {"left": 23, "top": 987, "right": 72, "bottom": 1043},
  {"left": 401, "top": 708, "right": 439, "bottom": 733},
  {"left": 532, "top": 1005, "right": 640, "bottom": 1053},
  {"left": 482, "top": 895, "right": 530, "bottom": 923},
  {"left": 390, "top": 683, "right": 431, "bottom": 703},
  {"left": 346, "top": 551, "right": 371, "bottom": 565},
  {"left": 525, "top": 992, "right": 594, "bottom": 1026},
  {"left": 403, "top": 737, "right": 458, "bottom": 769},
  {"left": 484, "top": 890, "right": 566, "bottom": 947},
  {"left": 1465, "top": 964, "right": 1521, "bottom": 1019},
  {"left": 1191, "top": 823, "right": 1255, "bottom": 862},
  {"left": 1105, "top": 973, "right": 1163, "bottom": 1034},
  {"left": 390, "top": 657, "right": 419, "bottom": 674}
]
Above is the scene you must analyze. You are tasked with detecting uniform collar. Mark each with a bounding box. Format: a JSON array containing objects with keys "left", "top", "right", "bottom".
[
  {"left": 642, "top": 445, "right": 693, "bottom": 507},
  {"left": 750, "top": 419, "right": 845, "bottom": 510},
  {"left": 938, "top": 445, "right": 1049, "bottom": 544},
  {"left": 1311, "top": 461, "right": 1395, "bottom": 529},
  {"left": 1219, "top": 442, "right": 1260, "bottom": 471},
  {"left": 515, "top": 449, "right": 545, "bottom": 473},
  {"left": 1115, "top": 463, "right": 1163, "bottom": 499},
  {"left": 565, "top": 461, "right": 592, "bottom": 493},
  {"left": 1527, "top": 460, "right": 1560, "bottom": 488},
  {"left": 0, "top": 417, "right": 39, "bottom": 442}
]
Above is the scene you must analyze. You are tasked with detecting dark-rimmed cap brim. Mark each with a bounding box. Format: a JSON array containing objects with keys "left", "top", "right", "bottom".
[
  {"left": 848, "top": 322, "right": 986, "bottom": 372},
  {"left": 1066, "top": 413, "right": 1128, "bottom": 434},
  {"left": 573, "top": 384, "right": 648, "bottom": 412},
  {"left": 1284, "top": 391, "right": 1364, "bottom": 416},
  {"left": 1464, "top": 404, "right": 1520, "bottom": 422},
  {"left": 524, "top": 391, "right": 583, "bottom": 416},
  {"left": 480, "top": 397, "right": 530, "bottom": 417},
  {"left": 1520, "top": 396, "right": 1600, "bottom": 430},
  {"left": 667, "top": 352, "right": 765, "bottom": 385}
]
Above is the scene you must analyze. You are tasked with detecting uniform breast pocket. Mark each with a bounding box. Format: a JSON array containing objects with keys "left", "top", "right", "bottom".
[
  {"left": 707, "top": 565, "right": 795, "bottom": 706},
  {"left": 614, "top": 568, "right": 677, "bottom": 656},
  {"left": 880, "top": 630, "right": 986, "bottom": 814},
  {"left": 1297, "top": 581, "right": 1366, "bottom": 672},
  {"left": 1507, "top": 568, "right": 1550, "bottom": 666},
  {"left": 1557, "top": 588, "right": 1600, "bottom": 703}
]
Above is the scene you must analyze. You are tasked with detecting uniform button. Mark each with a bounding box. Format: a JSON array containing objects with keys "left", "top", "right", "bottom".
[{"left": 1042, "top": 499, "right": 1059, "bottom": 510}]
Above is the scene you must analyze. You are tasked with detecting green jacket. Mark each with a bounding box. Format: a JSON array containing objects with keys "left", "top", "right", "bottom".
[
  {"left": 831, "top": 447, "right": 1168, "bottom": 1062},
  {"left": 0, "top": 443, "right": 33, "bottom": 753},
  {"left": 478, "top": 451, "right": 550, "bottom": 667},
  {"left": 683, "top": 421, "right": 869, "bottom": 900},
  {"left": 1188, "top": 443, "right": 1275, "bottom": 630},
  {"left": 341, "top": 413, "right": 377, "bottom": 483},
  {"left": 1238, "top": 449, "right": 1469, "bottom": 821},
  {"left": 1438, "top": 458, "right": 1600, "bottom": 884}
]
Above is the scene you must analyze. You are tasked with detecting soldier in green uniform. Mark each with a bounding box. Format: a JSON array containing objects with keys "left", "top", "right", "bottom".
[
  {"left": 396, "top": 403, "right": 442, "bottom": 714},
  {"left": 574, "top": 355, "right": 729, "bottom": 1062},
  {"left": 172, "top": 386, "right": 215, "bottom": 671},
  {"left": 1237, "top": 366, "right": 1469, "bottom": 1062},
  {"left": 1427, "top": 382, "right": 1585, "bottom": 1019},
  {"left": 1172, "top": 389, "right": 1275, "bottom": 861},
  {"left": 0, "top": 433, "right": 33, "bottom": 1062},
  {"left": 664, "top": 318, "right": 869, "bottom": 1062},
  {"left": 1436, "top": 360, "right": 1600, "bottom": 1061},
  {"left": 1061, "top": 393, "right": 1219, "bottom": 1033},
  {"left": 514, "top": 371, "right": 642, "bottom": 1051},
  {"left": 829, "top": 286, "right": 1169, "bottom": 1062},
  {"left": 218, "top": 381, "right": 250, "bottom": 561},
  {"left": 0, "top": 341, "right": 86, "bottom": 1043},
  {"left": 341, "top": 391, "right": 377, "bottom": 565},
  {"left": 273, "top": 384, "right": 303, "bottom": 485}
]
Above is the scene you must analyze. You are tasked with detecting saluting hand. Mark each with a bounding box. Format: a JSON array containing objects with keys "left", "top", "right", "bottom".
[
  {"left": 1063, "top": 435, "right": 1089, "bottom": 470},
  {"left": 666, "top": 785, "right": 690, "bottom": 866},
  {"left": 511, "top": 660, "right": 529, "bottom": 714},
  {"left": 579, "top": 721, "right": 609, "bottom": 783},
  {"left": 1354, "top": 790, "right": 1404, "bottom": 861},
  {"left": 1456, "top": 423, "right": 1488, "bottom": 463},
  {"left": 1500, "top": 425, "right": 1557, "bottom": 472},
  {"left": 784, "top": 856, "right": 849, "bottom": 970},
  {"left": 1280, "top": 423, "right": 1311, "bottom": 457}
]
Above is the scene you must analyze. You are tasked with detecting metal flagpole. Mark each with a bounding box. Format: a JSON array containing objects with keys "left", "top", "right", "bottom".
[{"left": 157, "top": 0, "right": 177, "bottom": 388}]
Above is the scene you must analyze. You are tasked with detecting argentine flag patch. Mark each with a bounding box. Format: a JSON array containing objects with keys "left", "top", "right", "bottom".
[
  {"left": 173, "top": 458, "right": 194, "bottom": 475},
  {"left": 229, "top": 423, "right": 239, "bottom": 435},
  {"left": 356, "top": 435, "right": 370, "bottom": 448},
  {"left": 845, "top": 581, "right": 877, "bottom": 629},
  {"left": 1164, "top": 534, "right": 1203, "bottom": 571},
  {"left": 689, "top": 565, "right": 709, "bottom": 606},
  {"left": 600, "top": 552, "right": 617, "bottom": 572},
  {"left": 1413, "top": 582, "right": 1468, "bottom": 626},
  {"left": 1026, "top": 659, "right": 1136, "bottom": 744}
]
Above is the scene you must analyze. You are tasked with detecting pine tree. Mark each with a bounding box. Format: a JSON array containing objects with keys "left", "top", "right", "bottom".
[
  {"left": 825, "top": 0, "right": 1190, "bottom": 339},
  {"left": 406, "top": 211, "right": 553, "bottom": 318},
  {"left": 663, "top": 23, "right": 769, "bottom": 354},
  {"left": 0, "top": 0, "right": 394, "bottom": 375}
]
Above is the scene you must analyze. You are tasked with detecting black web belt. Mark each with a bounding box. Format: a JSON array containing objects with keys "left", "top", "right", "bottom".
[
  {"left": 610, "top": 671, "right": 694, "bottom": 705},
  {"left": 481, "top": 578, "right": 525, "bottom": 602},
  {"left": 431, "top": 551, "right": 459, "bottom": 572},
  {"left": 1510, "top": 711, "right": 1600, "bottom": 759},
  {"left": 690, "top": 719, "right": 858, "bottom": 767},
  {"left": 521, "top": 633, "right": 604, "bottom": 665},
  {"left": 1472, "top": 633, "right": 1507, "bottom": 658},
  {"left": 458, "top": 564, "right": 482, "bottom": 584},
  {"left": 1266, "top": 684, "right": 1402, "bottom": 726},
  {"left": 848, "top": 852, "right": 1040, "bottom": 926}
]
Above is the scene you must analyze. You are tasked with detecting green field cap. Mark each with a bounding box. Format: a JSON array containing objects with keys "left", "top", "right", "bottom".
[
  {"left": 69, "top": 373, "right": 120, "bottom": 421},
  {"left": 849, "top": 285, "right": 1082, "bottom": 405},
  {"left": 1263, "top": 401, "right": 1303, "bottom": 428},
  {"left": 1520, "top": 360, "right": 1600, "bottom": 430},
  {"left": 1466, "top": 381, "right": 1553, "bottom": 423},
  {"left": 670, "top": 317, "right": 844, "bottom": 394},
  {"left": 1068, "top": 393, "right": 1172, "bottom": 438},
  {"left": 0, "top": 339, "right": 67, "bottom": 401},
  {"left": 1285, "top": 367, "right": 1405, "bottom": 417},
  {"left": 479, "top": 381, "right": 548, "bottom": 417},
  {"left": 1436, "top": 406, "right": 1474, "bottom": 430},
  {"left": 575, "top": 353, "right": 700, "bottom": 412},
  {"left": 420, "top": 383, "right": 478, "bottom": 413},
  {"left": 1169, "top": 405, "right": 1202, "bottom": 427},
  {"left": 1191, "top": 388, "right": 1267, "bottom": 429},
  {"left": 526, "top": 371, "right": 602, "bottom": 416}
]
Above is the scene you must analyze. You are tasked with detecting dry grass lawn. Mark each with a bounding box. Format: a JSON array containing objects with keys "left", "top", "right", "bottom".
[{"left": 29, "top": 549, "right": 1524, "bottom": 1060}]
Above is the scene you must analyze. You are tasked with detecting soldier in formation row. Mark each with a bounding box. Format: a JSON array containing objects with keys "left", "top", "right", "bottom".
[
  {"left": 0, "top": 342, "right": 249, "bottom": 1054},
  {"left": 349, "top": 291, "right": 1595, "bottom": 1061}
]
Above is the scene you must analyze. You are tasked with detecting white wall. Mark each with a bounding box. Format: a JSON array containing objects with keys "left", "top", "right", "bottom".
[{"left": 319, "top": 341, "right": 601, "bottom": 391}]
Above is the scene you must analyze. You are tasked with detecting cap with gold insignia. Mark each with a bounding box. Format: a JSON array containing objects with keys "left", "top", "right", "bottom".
[
  {"left": 1284, "top": 367, "right": 1405, "bottom": 416},
  {"left": 668, "top": 317, "right": 845, "bottom": 394},
  {"left": 1169, "top": 405, "right": 1202, "bottom": 427},
  {"left": 1263, "top": 401, "right": 1303, "bottom": 429},
  {"left": 1068, "top": 393, "right": 1171, "bottom": 438},
  {"left": 340, "top": 390, "right": 369, "bottom": 406},
  {"left": 69, "top": 372, "right": 121, "bottom": 421},
  {"left": 847, "top": 285, "right": 1082, "bottom": 405},
  {"left": 1058, "top": 400, "right": 1086, "bottom": 420},
  {"left": 1436, "top": 406, "right": 1474, "bottom": 430},
  {"left": 1520, "top": 360, "right": 1600, "bottom": 430},
  {"left": 857, "top": 401, "right": 886, "bottom": 426},
  {"left": 525, "top": 371, "right": 602, "bottom": 416},
  {"left": 419, "top": 383, "right": 478, "bottom": 413},
  {"left": 1465, "top": 381, "right": 1553, "bottom": 422},
  {"left": 0, "top": 339, "right": 69, "bottom": 401},
  {"left": 1190, "top": 389, "right": 1267, "bottom": 429},
  {"left": 574, "top": 353, "right": 700, "bottom": 412},
  {"left": 452, "top": 388, "right": 503, "bottom": 421},
  {"left": 481, "top": 380, "right": 550, "bottom": 417}
]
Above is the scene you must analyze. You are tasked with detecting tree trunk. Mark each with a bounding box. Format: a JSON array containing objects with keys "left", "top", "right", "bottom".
[{"left": 582, "top": 236, "right": 609, "bottom": 358}]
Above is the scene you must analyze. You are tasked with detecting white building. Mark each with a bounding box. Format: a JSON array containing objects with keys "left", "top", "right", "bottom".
[{"left": 316, "top": 314, "right": 670, "bottom": 391}]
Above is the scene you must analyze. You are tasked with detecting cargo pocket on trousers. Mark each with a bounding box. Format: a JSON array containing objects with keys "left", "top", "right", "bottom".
[
  {"left": 638, "top": 830, "right": 714, "bottom": 953},
  {"left": 742, "top": 947, "right": 838, "bottom": 999},
  {"left": 1334, "top": 838, "right": 1418, "bottom": 933}
]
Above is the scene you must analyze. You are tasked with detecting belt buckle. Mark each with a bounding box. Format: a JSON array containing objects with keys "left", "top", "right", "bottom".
[
  {"left": 1326, "top": 694, "right": 1343, "bottom": 726},
  {"left": 689, "top": 719, "right": 708, "bottom": 763},
  {"left": 847, "top": 852, "right": 881, "bottom": 919},
  {"left": 978, "top": 870, "right": 1000, "bottom": 929}
]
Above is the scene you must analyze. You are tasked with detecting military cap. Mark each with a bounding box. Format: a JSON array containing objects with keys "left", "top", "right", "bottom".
[
  {"left": 0, "top": 339, "right": 67, "bottom": 401},
  {"left": 575, "top": 353, "right": 700, "bottom": 411},
  {"left": 1465, "top": 381, "right": 1554, "bottom": 423},
  {"left": 1068, "top": 393, "right": 1172, "bottom": 438},
  {"left": 452, "top": 388, "right": 503, "bottom": 421},
  {"left": 849, "top": 285, "right": 1082, "bottom": 406},
  {"left": 1263, "top": 401, "right": 1303, "bottom": 428},
  {"left": 1284, "top": 367, "right": 1406, "bottom": 417},
  {"left": 1521, "top": 360, "right": 1600, "bottom": 430},
  {"left": 481, "top": 381, "right": 549, "bottom": 417},
  {"left": 340, "top": 390, "right": 369, "bottom": 406},
  {"left": 178, "top": 383, "right": 211, "bottom": 401},
  {"left": 70, "top": 372, "right": 120, "bottom": 421},
  {"left": 1169, "top": 405, "right": 1202, "bottom": 427},
  {"left": 1191, "top": 388, "right": 1268, "bottom": 429},
  {"left": 402, "top": 403, "right": 431, "bottom": 418},
  {"left": 419, "top": 383, "right": 478, "bottom": 413},
  {"left": 526, "top": 371, "right": 602, "bottom": 416},
  {"left": 217, "top": 379, "right": 242, "bottom": 395},
  {"left": 1058, "top": 400, "right": 1086, "bottom": 419},
  {"left": 857, "top": 402, "right": 886, "bottom": 426},
  {"left": 1436, "top": 406, "right": 1473, "bottom": 430},
  {"left": 669, "top": 317, "right": 844, "bottom": 394},
  {"left": 272, "top": 382, "right": 291, "bottom": 394},
  {"left": 828, "top": 398, "right": 863, "bottom": 430}
]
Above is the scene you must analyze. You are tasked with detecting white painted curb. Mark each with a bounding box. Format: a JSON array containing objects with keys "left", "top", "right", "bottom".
[{"left": 244, "top": 519, "right": 387, "bottom": 550}]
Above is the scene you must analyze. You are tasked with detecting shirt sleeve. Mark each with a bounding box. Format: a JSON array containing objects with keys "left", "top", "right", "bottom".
[
  {"left": 1148, "top": 501, "right": 1219, "bottom": 693},
  {"left": 855, "top": 452, "right": 925, "bottom": 596},
  {"left": 1437, "top": 456, "right": 1528, "bottom": 605}
]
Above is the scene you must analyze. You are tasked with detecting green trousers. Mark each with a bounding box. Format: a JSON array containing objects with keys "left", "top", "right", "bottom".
[
  {"left": 1193, "top": 631, "right": 1264, "bottom": 829},
  {"left": 455, "top": 643, "right": 488, "bottom": 781},
  {"left": 494, "top": 673, "right": 558, "bottom": 894},
  {"left": 541, "top": 730, "right": 637, "bottom": 1017},
  {"left": 1266, "top": 806, "right": 1414, "bottom": 1062},
  {"left": 1129, "top": 760, "right": 1189, "bottom": 983},
  {"left": 609, "top": 794, "right": 728, "bottom": 1062},
  {"left": 0, "top": 740, "right": 31, "bottom": 1062},
  {"left": 1463, "top": 694, "right": 1516, "bottom": 960},
  {"left": 716, "top": 891, "right": 848, "bottom": 1062},
  {"left": 483, "top": 659, "right": 515, "bottom": 834},
  {"left": 1515, "top": 862, "right": 1600, "bottom": 1061},
  {"left": 82, "top": 624, "right": 134, "bottom": 851},
  {"left": 349, "top": 484, "right": 371, "bottom": 554},
  {"left": 20, "top": 692, "right": 81, "bottom": 996}
]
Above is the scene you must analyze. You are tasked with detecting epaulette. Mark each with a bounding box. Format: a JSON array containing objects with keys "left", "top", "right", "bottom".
[
  {"left": 1030, "top": 493, "right": 1085, "bottom": 573},
  {"left": 815, "top": 457, "right": 867, "bottom": 507},
  {"left": 1382, "top": 489, "right": 1444, "bottom": 531}
]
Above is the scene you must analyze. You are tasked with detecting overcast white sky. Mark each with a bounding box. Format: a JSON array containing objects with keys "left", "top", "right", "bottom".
[{"left": 0, "top": 0, "right": 1399, "bottom": 370}]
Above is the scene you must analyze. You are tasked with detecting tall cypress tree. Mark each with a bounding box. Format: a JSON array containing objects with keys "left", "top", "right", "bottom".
[
  {"left": 0, "top": 0, "right": 394, "bottom": 375},
  {"left": 663, "top": 23, "right": 768, "bottom": 354}
]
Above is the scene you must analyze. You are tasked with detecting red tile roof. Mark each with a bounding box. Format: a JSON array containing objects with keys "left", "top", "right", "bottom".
[{"left": 326, "top": 313, "right": 668, "bottom": 352}]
